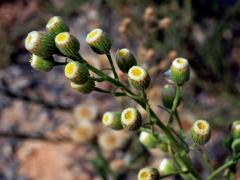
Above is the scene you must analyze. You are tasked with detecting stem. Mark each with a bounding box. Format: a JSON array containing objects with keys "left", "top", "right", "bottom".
[
  {"left": 106, "top": 52, "right": 119, "bottom": 80},
  {"left": 175, "top": 110, "right": 183, "bottom": 130},
  {"left": 198, "top": 146, "right": 214, "bottom": 173},
  {"left": 94, "top": 87, "right": 112, "bottom": 94},
  {"left": 168, "top": 85, "right": 181, "bottom": 125},
  {"left": 207, "top": 154, "right": 240, "bottom": 180},
  {"left": 72, "top": 53, "right": 201, "bottom": 180}
]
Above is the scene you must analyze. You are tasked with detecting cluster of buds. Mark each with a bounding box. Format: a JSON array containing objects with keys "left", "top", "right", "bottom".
[
  {"left": 24, "top": 15, "right": 220, "bottom": 179},
  {"left": 102, "top": 107, "right": 142, "bottom": 131}
]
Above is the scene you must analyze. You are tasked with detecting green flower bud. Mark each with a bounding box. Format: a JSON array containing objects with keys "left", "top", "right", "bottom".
[
  {"left": 29, "top": 54, "right": 54, "bottom": 72},
  {"left": 231, "top": 138, "right": 240, "bottom": 153},
  {"left": 191, "top": 120, "right": 211, "bottom": 145},
  {"left": 159, "top": 158, "right": 176, "bottom": 176},
  {"left": 102, "top": 112, "right": 123, "bottom": 130},
  {"left": 70, "top": 78, "right": 95, "bottom": 94},
  {"left": 121, "top": 107, "right": 142, "bottom": 131},
  {"left": 55, "top": 32, "right": 80, "bottom": 58},
  {"left": 128, "top": 66, "right": 150, "bottom": 90},
  {"left": 231, "top": 120, "right": 240, "bottom": 138},
  {"left": 161, "top": 84, "right": 180, "bottom": 109},
  {"left": 138, "top": 167, "right": 160, "bottom": 180},
  {"left": 86, "top": 28, "right": 111, "bottom": 54},
  {"left": 65, "top": 61, "right": 89, "bottom": 84},
  {"left": 170, "top": 58, "right": 190, "bottom": 86},
  {"left": 116, "top": 48, "right": 137, "bottom": 73},
  {"left": 25, "top": 31, "right": 58, "bottom": 58},
  {"left": 139, "top": 131, "right": 158, "bottom": 148},
  {"left": 46, "top": 16, "right": 69, "bottom": 36}
]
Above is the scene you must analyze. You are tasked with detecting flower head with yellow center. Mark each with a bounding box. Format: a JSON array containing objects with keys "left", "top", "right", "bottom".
[
  {"left": 64, "top": 61, "right": 89, "bottom": 84},
  {"left": 138, "top": 167, "right": 159, "bottom": 180},
  {"left": 55, "top": 32, "right": 80, "bottom": 57},
  {"left": 170, "top": 57, "right": 190, "bottom": 86},
  {"left": 102, "top": 112, "right": 122, "bottom": 130},
  {"left": 86, "top": 28, "right": 111, "bottom": 54},
  {"left": 121, "top": 107, "right": 141, "bottom": 131},
  {"left": 46, "top": 16, "right": 69, "bottom": 36},
  {"left": 191, "top": 119, "right": 211, "bottom": 145},
  {"left": 128, "top": 66, "right": 150, "bottom": 89},
  {"left": 116, "top": 48, "right": 137, "bottom": 73},
  {"left": 25, "top": 31, "right": 57, "bottom": 57}
]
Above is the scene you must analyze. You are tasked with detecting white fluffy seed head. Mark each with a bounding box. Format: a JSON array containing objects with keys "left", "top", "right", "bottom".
[
  {"left": 25, "top": 31, "right": 40, "bottom": 51},
  {"left": 172, "top": 58, "right": 189, "bottom": 70},
  {"left": 86, "top": 28, "right": 103, "bottom": 44},
  {"left": 55, "top": 32, "right": 70, "bottom": 45},
  {"left": 128, "top": 66, "right": 147, "bottom": 81}
]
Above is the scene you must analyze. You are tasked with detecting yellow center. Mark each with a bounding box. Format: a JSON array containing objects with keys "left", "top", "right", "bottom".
[
  {"left": 118, "top": 50, "right": 127, "bottom": 58},
  {"left": 56, "top": 33, "right": 68, "bottom": 42},
  {"left": 124, "top": 111, "right": 133, "bottom": 121},
  {"left": 177, "top": 58, "right": 185, "bottom": 64},
  {"left": 26, "top": 35, "right": 32, "bottom": 43},
  {"left": 131, "top": 68, "right": 142, "bottom": 77},
  {"left": 140, "top": 171, "right": 149, "bottom": 179},
  {"left": 65, "top": 63, "right": 75, "bottom": 75},
  {"left": 197, "top": 122, "right": 206, "bottom": 130},
  {"left": 89, "top": 30, "right": 98, "bottom": 39},
  {"left": 103, "top": 114, "right": 110, "bottom": 123}
]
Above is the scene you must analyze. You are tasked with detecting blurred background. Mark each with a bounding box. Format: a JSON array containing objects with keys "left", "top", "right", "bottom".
[{"left": 0, "top": 0, "right": 240, "bottom": 179}]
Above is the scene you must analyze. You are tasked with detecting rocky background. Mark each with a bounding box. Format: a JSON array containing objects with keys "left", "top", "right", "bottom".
[{"left": 0, "top": 0, "right": 240, "bottom": 179}]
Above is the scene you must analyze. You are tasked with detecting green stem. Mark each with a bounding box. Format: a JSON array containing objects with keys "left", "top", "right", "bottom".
[
  {"left": 207, "top": 154, "right": 240, "bottom": 180},
  {"left": 94, "top": 87, "right": 111, "bottom": 94},
  {"left": 168, "top": 85, "right": 181, "bottom": 125},
  {"left": 175, "top": 110, "right": 183, "bottom": 130},
  {"left": 106, "top": 52, "right": 119, "bottom": 80},
  {"left": 72, "top": 53, "right": 201, "bottom": 180}
]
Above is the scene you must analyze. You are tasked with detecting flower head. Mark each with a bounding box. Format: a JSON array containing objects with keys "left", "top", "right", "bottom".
[
  {"left": 86, "top": 28, "right": 111, "bottom": 54},
  {"left": 128, "top": 66, "right": 150, "bottom": 89},
  {"left": 64, "top": 61, "right": 89, "bottom": 84},
  {"left": 139, "top": 131, "right": 158, "bottom": 149},
  {"left": 25, "top": 31, "right": 57, "bottom": 57},
  {"left": 46, "top": 16, "right": 69, "bottom": 36},
  {"left": 55, "top": 32, "right": 80, "bottom": 57},
  {"left": 30, "top": 54, "right": 54, "bottom": 72},
  {"left": 191, "top": 120, "right": 211, "bottom": 145},
  {"left": 121, "top": 107, "right": 142, "bottom": 131},
  {"left": 138, "top": 167, "right": 159, "bottom": 180},
  {"left": 116, "top": 48, "right": 137, "bottom": 73},
  {"left": 102, "top": 111, "right": 123, "bottom": 130},
  {"left": 159, "top": 158, "right": 176, "bottom": 175},
  {"left": 170, "top": 58, "right": 190, "bottom": 86}
]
